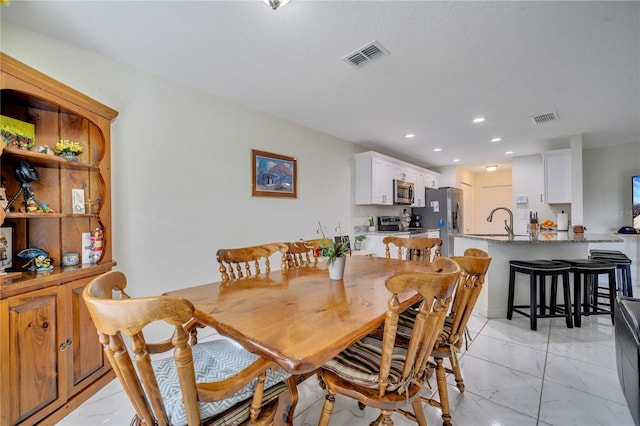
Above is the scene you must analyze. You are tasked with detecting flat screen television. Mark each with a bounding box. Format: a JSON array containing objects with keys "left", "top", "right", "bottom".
[{"left": 633, "top": 175, "right": 640, "bottom": 229}]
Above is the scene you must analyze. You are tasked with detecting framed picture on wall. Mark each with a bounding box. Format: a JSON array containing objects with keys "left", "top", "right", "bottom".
[
  {"left": 251, "top": 149, "right": 297, "bottom": 198},
  {"left": 0, "top": 225, "right": 14, "bottom": 269}
]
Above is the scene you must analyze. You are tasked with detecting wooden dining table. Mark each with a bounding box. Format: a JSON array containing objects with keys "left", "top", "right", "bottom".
[{"left": 164, "top": 255, "right": 434, "bottom": 375}]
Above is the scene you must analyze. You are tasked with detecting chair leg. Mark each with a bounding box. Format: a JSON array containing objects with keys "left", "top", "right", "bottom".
[
  {"left": 411, "top": 399, "right": 428, "bottom": 426},
  {"left": 434, "top": 357, "right": 452, "bottom": 426},
  {"left": 318, "top": 392, "right": 335, "bottom": 426},
  {"left": 369, "top": 409, "right": 394, "bottom": 426},
  {"left": 450, "top": 354, "right": 465, "bottom": 393}
]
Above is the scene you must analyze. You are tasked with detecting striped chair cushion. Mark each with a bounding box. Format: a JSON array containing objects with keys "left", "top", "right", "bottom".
[
  {"left": 322, "top": 335, "right": 408, "bottom": 392},
  {"left": 151, "top": 338, "right": 290, "bottom": 426},
  {"left": 398, "top": 306, "right": 454, "bottom": 347}
]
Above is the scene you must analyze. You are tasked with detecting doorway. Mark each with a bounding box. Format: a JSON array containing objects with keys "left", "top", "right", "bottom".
[{"left": 481, "top": 184, "right": 513, "bottom": 234}]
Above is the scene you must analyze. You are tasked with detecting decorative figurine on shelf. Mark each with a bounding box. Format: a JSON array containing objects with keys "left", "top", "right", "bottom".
[
  {"left": 17, "top": 248, "right": 54, "bottom": 272},
  {"left": 4, "top": 160, "right": 48, "bottom": 213},
  {"left": 90, "top": 227, "right": 104, "bottom": 264}
]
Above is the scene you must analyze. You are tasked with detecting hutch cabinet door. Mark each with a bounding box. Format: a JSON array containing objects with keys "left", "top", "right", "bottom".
[
  {"left": 1, "top": 286, "right": 66, "bottom": 425},
  {"left": 65, "top": 276, "right": 109, "bottom": 397}
]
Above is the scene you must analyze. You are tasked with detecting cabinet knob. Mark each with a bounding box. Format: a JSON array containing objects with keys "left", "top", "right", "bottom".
[{"left": 59, "top": 338, "right": 73, "bottom": 351}]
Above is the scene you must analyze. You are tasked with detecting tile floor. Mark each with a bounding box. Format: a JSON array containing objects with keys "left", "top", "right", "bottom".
[{"left": 59, "top": 308, "right": 636, "bottom": 426}]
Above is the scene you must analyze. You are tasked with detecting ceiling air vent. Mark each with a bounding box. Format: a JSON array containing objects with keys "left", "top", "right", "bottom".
[
  {"left": 342, "top": 40, "right": 389, "bottom": 68},
  {"left": 530, "top": 111, "right": 559, "bottom": 124}
]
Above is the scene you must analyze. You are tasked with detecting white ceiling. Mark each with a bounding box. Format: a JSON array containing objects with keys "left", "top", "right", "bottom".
[{"left": 3, "top": 0, "right": 639, "bottom": 173}]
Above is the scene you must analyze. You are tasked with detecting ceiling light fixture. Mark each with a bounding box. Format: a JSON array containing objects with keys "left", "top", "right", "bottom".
[
  {"left": 263, "top": 0, "right": 291, "bottom": 10},
  {"left": 433, "top": 148, "right": 442, "bottom": 152},
  {"left": 505, "top": 150, "right": 513, "bottom": 155},
  {"left": 485, "top": 165, "right": 498, "bottom": 172},
  {"left": 491, "top": 137, "right": 502, "bottom": 142},
  {"left": 405, "top": 133, "right": 415, "bottom": 139},
  {"left": 453, "top": 159, "right": 460, "bottom": 162},
  {"left": 473, "top": 117, "right": 486, "bottom": 123}
]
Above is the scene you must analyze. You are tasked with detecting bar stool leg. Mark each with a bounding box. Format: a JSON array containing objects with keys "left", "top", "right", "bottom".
[
  {"left": 530, "top": 272, "right": 538, "bottom": 331},
  {"left": 608, "top": 269, "right": 616, "bottom": 324},
  {"left": 550, "top": 275, "right": 558, "bottom": 314},
  {"left": 574, "top": 271, "right": 582, "bottom": 328},
  {"left": 562, "top": 270, "right": 573, "bottom": 328},
  {"left": 507, "top": 267, "right": 516, "bottom": 320}
]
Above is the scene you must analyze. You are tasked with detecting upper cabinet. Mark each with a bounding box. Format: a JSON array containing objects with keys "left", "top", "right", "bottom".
[
  {"left": 424, "top": 170, "right": 440, "bottom": 190},
  {"left": 354, "top": 151, "right": 439, "bottom": 206},
  {"left": 542, "top": 149, "right": 571, "bottom": 204},
  {"left": 355, "top": 152, "right": 393, "bottom": 205}
]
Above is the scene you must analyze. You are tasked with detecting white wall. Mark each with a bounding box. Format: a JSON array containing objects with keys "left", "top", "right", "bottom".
[
  {"left": 1, "top": 23, "right": 360, "bottom": 299},
  {"left": 583, "top": 141, "right": 640, "bottom": 233}
]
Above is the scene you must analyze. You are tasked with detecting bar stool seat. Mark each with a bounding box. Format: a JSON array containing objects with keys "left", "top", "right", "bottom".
[
  {"left": 508, "top": 260, "right": 573, "bottom": 331},
  {"left": 555, "top": 259, "right": 617, "bottom": 327},
  {"left": 589, "top": 250, "right": 633, "bottom": 297}
]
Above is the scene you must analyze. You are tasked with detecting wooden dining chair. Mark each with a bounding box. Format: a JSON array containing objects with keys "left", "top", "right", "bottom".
[
  {"left": 413, "top": 248, "right": 492, "bottom": 426},
  {"left": 217, "top": 242, "right": 289, "bottom": 282},
  {"left": 383, "top": 236, "right": 443, "bottom": 264},
  {"left": 284, "top": 238, "right": 331, "bottom": 268},
  {"left": 83, "top": 270, "right": 297, "bottom": 426},
  {"left": 317, "top": 257, "right": 460, "bottom": 426}
]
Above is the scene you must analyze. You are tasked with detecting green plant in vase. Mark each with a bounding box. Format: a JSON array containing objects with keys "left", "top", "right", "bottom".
[{"left": 316, "top": 221, "right": 349, "bottom": 266}]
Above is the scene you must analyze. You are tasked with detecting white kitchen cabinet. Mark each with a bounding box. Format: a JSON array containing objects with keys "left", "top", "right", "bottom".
[
  {"left": 412, "top": 169, "right": 426, "bottom": 207},
  {"left": 542, "top": 149, "right": 571, "bottom": 204},
  {"left": 355, "top": 151, "right": 440, "bottom": 206},
  {"left": 425, "top": 170, "right": 440, "bottom": 189},
  {"left": 355, "top": 152, "right": 393, "bottom": 205}
]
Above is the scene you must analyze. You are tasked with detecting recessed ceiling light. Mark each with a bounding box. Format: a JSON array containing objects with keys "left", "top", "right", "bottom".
[
  {"left": 491, "top": 137, "right": 502, "bottom": 142},
  {"left": 473, "top": 117, "right": 486, "bottom": 123},
  {"left": 453, "top": 158, "right": 460, "bottom": 162},
  {"left": 433, "top": 148, "right": 442, "bottom": 152},
  {"left": 485, "top": 165, "right": 498, "bottom": 172},
  {"left": 405, "top": 133, "right": 415, "bottom": 139},
  {"left": 505, "top": 150, "right": 513, "bottom": 155}
]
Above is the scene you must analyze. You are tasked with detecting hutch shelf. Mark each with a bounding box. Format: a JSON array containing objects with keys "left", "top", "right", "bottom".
[{"left": 0, "top": 53, "right": 118, "bottom": 425}]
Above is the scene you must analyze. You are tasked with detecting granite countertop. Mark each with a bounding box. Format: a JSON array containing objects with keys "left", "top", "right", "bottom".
[{"left": 456, "top": 232, "right": 623, "bottom": 244}]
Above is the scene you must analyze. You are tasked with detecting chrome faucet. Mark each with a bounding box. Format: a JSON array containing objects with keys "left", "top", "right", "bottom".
[{"left": 487, "top": 207, "right": 514, "bottom": 239}]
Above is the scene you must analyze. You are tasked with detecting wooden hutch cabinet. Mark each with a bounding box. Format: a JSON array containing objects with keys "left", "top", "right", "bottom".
[{"left": 0, "top": 53, "right": 118, "bottom": 425}]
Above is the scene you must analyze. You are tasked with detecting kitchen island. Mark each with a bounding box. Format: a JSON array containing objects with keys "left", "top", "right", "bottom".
[{"left": 454, "top": 232, "right": 624, "bottom": 319}]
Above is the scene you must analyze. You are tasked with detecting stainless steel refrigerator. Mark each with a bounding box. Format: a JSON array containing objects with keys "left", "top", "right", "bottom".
[{"left": 412, "top": 187, "right": 463, "bottom": 257}]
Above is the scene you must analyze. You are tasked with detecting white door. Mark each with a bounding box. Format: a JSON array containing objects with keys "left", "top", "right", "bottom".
[
  {"left": 461, "top": 182, "right": 474, "bottom": 234},
  {"left": 481, "top": 185, "right": 513, "bottom": 234}
]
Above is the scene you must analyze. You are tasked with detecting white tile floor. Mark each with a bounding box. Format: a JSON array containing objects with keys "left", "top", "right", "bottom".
[{"left": 58, "top": 310, "right": 636, "bottom": 426}]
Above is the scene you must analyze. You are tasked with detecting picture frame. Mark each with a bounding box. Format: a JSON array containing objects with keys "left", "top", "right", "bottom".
[
  {"left": 72, "top": 188, "right": 86, "bottom": 214},
  {"left": 0, "top": 225, "right": 14, "bottom": 269},
  {"left": 252, "top": 149, "right": 297, "bottom": 198}
]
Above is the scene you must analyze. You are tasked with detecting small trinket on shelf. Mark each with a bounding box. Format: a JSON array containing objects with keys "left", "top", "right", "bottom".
[{"left": 90, "top": 227, "right": 104, "bottom": 264}]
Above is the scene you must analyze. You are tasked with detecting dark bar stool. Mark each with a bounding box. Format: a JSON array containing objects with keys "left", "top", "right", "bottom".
[
  {"left": 556, "top": 259, "right": 617, "bottom": 327},
  {"left": 589, "top": 249, "right": 633, "bottom": 297},
  {"left": 508, "top": 260, "right": 573, "bottom": 331}
]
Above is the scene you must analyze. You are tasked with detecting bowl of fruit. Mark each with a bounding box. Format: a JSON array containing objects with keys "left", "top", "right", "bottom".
[{"left": 540, "top": 219, "right": 557, "bottom": 230}]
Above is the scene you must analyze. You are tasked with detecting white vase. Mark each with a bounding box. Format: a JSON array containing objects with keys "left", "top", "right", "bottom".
[{"left": 328, "top": 256, "right": 346, "bottom": 280}]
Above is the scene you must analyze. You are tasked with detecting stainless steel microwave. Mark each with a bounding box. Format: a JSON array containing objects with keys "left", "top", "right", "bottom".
[{"left": 393, "top": 179, "right": 414, "bottom": 205}]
